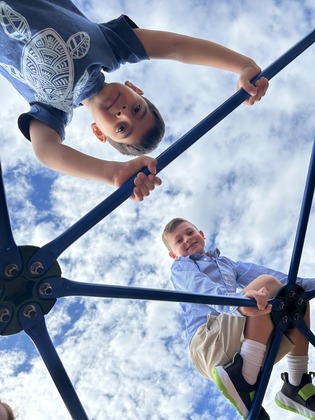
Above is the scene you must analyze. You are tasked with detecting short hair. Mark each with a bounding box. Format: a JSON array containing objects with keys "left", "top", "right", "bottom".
[
  {"left": 106, "top": 96, "right": 165, "bottom": 156},
  {"left": 162, "top": 217, "right": 191, "bottom": 250},
  {"left": 0, "top": 401, "right": 16, "bottom": 420}
]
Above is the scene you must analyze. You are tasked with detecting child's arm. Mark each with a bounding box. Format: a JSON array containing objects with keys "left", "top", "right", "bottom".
[
  {"left": 133, "top": 29, "right": 268, "bottom": 105},
  {"left": 30, "top": 119, "right": 161, "bottom": 201}
]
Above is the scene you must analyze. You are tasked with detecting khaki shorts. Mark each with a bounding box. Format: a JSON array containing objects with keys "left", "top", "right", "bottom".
[{"left": 190, "top": 313, "right": 294, "bottom": 382}]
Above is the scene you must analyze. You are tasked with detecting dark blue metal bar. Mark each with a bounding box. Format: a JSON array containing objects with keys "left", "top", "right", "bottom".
[
  {"left": 286, "top": 138, "right": 315, "bottom": 286},
  {"left": 0, "top": 162, "right": 15, "bottom": 253},
  {"left": 248, "top": 322, "right": 286, "bottom": 419},
  {"left": 301, "top": 289, "right": 315, "bottom": 302},
  {"left": 0, "top": 162, "right": 23, "bottom": 275},
  {"left": 27, "top": 29, "right": 315, "bottom": 272},
  {"left": 19, "top": 303, "right": 89, "bottom": 420},
  {"left": 42, "top": 276, "right": 269, "bottom": 308},
  {"left": 293, "top": 318, "right": 315, "bottom": 348}
]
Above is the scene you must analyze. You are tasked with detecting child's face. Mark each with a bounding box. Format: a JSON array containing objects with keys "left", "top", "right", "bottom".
[
  {"left": 167, "top": 221, "right": 206, "bottom": 259},
  {"left": 90, "top": 81, "right": 155, "bottom": 146}
]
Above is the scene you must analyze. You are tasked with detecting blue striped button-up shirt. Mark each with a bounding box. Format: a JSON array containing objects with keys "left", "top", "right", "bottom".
[{"left": 170, "top": 248, "right": 314, "bottom": 344}]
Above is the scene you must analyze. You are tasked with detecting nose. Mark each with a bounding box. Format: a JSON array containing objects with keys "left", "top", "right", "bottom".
[{"left": 116, "top": 105, "right": 128, "bottom": 117}]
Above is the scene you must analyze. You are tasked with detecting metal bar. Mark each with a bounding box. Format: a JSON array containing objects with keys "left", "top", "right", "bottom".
[
  {"left": 293, "top": 318, "right": 315, "bottom": 347},
  {"left": 0, "top": 162, "right": 22, "bottom": 275},
  {"left": 287, "top": 138, "right": 315, "bottom": 286},
  {"left": 19, "top": 303, "right": 89, "bottom": 420},
  {"left": 248, "top": 323, "right": 285, "bottom": 419},
  {"left": 301, "top": 289, "right": 315, "bottom": 302},
  {"left": 43, "top": 276, "right": 265, "bottom": 308},
  {"left": 0, "top": 162, "right": 16, "bottom": 253},
  {"left": 27, "top": 29, "right": 315, "bottom": 271}
]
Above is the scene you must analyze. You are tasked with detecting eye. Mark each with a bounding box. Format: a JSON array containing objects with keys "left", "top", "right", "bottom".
[
  {"left": 176, "top": 238, "right": 182, "bottom": 244},
  {"left": 116, "top": 124, "right": 126, "bottom": 133},
  {"left": 133, "top": 104, "right": 141, "bottom": 114}
]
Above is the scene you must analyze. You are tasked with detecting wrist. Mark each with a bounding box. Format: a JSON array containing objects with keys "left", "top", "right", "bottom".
[{"left": 238, "top": 58, "right": 261, "bottom": 76}]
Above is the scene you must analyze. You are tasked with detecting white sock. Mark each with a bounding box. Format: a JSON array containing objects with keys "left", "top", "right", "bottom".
[
  {"left": 240, "top": 339, "right": 266, "bottom": 385},
  {"left": 287, "top": 354, "right": 309, "bottom": 386}
]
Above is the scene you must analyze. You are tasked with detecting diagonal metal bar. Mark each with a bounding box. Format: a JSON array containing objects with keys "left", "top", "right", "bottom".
[
  {"left": 286, "top": 138, "right": 315, "bottom": 287},
  {"left": 301, "top": 289, "right": 315, "bottom": 302},
  {"left": 19, "top": 303, "right": 89, "bottom": 420},
  {"left": 27, "top": 29, "right": 315, "bottom": 272},
  {"left": 293, "top": 317, "right": 315, "bottom": 348},
  {"left": 248, "top": 322, "right": 286, "bottom": 419}
]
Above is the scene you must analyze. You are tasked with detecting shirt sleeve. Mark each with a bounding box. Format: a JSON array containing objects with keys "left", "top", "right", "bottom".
[
  {"left": 171, "top": 258, "right": 244, "bottom": 317},
  {"left": 234, "top": 260, "right": 315, "bottom": 292},
  {"left": 98, "top": 15, "right": 149, "bottom": 71},
  {"left": 18, "top": 103, "right": 68, "bottom": 142}
]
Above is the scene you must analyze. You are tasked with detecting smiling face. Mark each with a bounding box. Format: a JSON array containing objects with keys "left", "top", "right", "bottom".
[
  {"left": 88, "top": 81, "right": 155, "bottom": 146},
  {"left": 166, "top": 221, "right": 206, "bottom": 259}
]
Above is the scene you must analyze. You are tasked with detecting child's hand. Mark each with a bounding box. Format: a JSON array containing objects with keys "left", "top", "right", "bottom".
[
  {"left": 237, "top": 65, "right": 269, "bottom": 106},
  {"left": 114, "top": 156, "right": 162, "bottom": 202},
  {"left": 238, "top": 287, "right": 272, "bottom": 316}
]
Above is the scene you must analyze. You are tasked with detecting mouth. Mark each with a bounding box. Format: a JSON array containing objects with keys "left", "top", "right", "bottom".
[
  {"left": 187, "top": 242, "right": 197, "bottom": 252},
  {"left": 107, "top": 94, "right": 120, "bottom": 110}
]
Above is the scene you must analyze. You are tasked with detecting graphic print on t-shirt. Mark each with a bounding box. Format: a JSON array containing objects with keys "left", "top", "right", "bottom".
[{"left": 0, "top": 1, "right": 90, "bottom": 113}]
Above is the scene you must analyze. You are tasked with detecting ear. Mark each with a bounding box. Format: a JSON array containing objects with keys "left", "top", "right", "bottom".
[
  {"left": 169, "top": 251, "right": 178, "bottom": 260},
  {"left": 91, "top": 123, "right": 107, "bottom": 143},
  {"left": 199, "top": 230, "right": 205, "bottom": 239},
  {"left": 124, "top": 80, "right": 144, "bottom": 95}
]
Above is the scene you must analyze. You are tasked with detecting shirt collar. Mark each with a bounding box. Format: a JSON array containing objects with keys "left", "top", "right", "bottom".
[{"left": 188, "top": 248, "right": 220, "bottom": 261}]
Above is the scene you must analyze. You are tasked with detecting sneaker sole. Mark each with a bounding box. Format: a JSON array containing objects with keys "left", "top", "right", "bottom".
[
  {"left": 212, "top": 366, "right": 248, "bottom": 419},
  {"left": 275, "top": 391, "right": 315, "bottom": 420}
]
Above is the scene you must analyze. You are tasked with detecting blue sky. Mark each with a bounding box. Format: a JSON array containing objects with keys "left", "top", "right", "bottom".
[{"left": 1, "top": 0, "right": 315, "bottom": 419}]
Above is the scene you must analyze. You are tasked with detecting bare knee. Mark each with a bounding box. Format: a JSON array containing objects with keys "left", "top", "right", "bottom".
[{"left": 243, "top": 274, "right": 282, "bottom": 298}]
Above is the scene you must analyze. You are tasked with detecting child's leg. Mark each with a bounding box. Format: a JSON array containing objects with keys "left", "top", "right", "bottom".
[
  {"left": 285, "top": 303, "right": 310, "bottom": 385},
  {"left": 240, "top": 275, "right": 282, "bottom": 385},
  {"left": 275, "top": 305, "right": 315, "bottom": 417},
  {"left": 286, "top": 302, "right": 310, "bottom": 355},
  {"left": 212, "top": 275, "right": 281, "bottom": 419}
]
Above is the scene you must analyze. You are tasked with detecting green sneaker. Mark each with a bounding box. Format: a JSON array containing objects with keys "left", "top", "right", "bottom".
[
  {"left": 275, "top": 372, "right": 315, "bottom": 419},
  {"left": 212, "top": 353, "right": 270, "bottom": 419}
]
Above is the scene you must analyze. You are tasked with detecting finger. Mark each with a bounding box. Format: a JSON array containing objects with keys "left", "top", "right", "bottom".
[
  {"left": 254, "top": 78, "right": 269, "bottom": 100},
  {"left": 148, "top": 173, "right": 162, "bottom": 186},
  {"left": 243, "top": 91, "right": 257, "bottom": 106},
  {"left": 261, "top": 304, "right": 272, "bottom": 314},
  {"left": 242, "top": 81, "right": 258, "bottom": 98},
  {"left": 135, "top": 173, "right": 155, "bottom": 192},
  {"left": 259, "top": 77, "right": 269, "bottom": 92},
  {"left": 258, "top": 287, "right": 268, "bottom": 295},
  {"left": 146, "top": 159, "right": 157, "bottom": 175},
  {"left": 131, "top": 186, "right": 144, "bottom": 202},
  {"left": 257, "top": 298, "right": 267, "bottom": 310}
]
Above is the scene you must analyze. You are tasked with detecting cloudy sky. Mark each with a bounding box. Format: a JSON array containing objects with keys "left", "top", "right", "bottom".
[{"left": 1, "top": 0, "right": 315, "bottom": 419}]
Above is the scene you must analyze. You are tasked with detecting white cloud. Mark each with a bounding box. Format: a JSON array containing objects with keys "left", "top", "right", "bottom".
[{"left": 1, "top": 0, "right": 315, "bottom": 419}]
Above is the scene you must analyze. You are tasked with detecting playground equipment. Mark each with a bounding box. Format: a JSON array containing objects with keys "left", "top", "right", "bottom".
[{"left": 0, "top": 28, "right": 315, "bottom": 419}]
